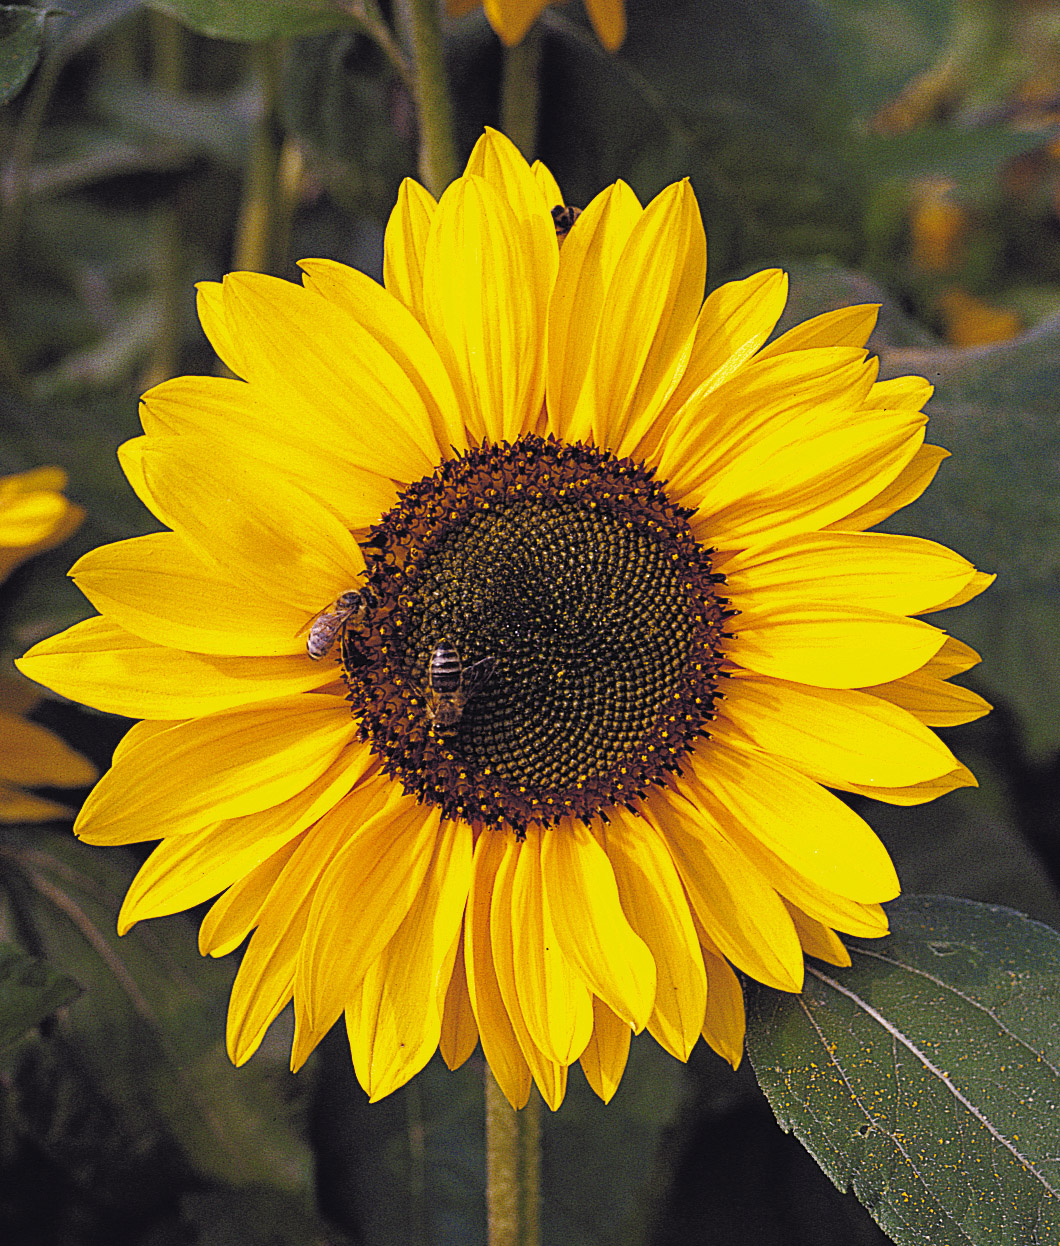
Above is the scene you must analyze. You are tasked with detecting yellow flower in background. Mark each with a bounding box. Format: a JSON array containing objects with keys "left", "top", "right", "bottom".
[
  {"left": 0, "top": 468, "right": 96, "bottom": 819},
  {"left": 18, "top": 130, "right": 991, "bottom": 1109},
  {"left": 447, "top": 0, "right": 625, "bottom": 51},
  {"left": 0, "top": 467, "right": 84, "bottom": 583}
]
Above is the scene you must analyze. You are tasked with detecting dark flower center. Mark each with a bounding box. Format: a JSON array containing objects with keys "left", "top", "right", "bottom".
[{"left": 342, "top": 435, "right": 730, "bottom": 834}]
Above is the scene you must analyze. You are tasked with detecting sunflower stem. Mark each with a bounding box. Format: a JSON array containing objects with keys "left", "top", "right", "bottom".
[
  {"left": 486, "top": 1070, "right": 541, "bottom": 1246},
  {"left": 499, "top": 25, "right": 543, "bottom": 160},
  {"left": 518, "top": 1088, "right": 542, "bottom": 1246},
  {"left": 394, "top": 0, "right": 459, "bottom": 196}
]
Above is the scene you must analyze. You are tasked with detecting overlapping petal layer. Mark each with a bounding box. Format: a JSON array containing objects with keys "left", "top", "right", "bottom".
[{"left": 16, "top": 129, "right": 991, "bottom": 1109}]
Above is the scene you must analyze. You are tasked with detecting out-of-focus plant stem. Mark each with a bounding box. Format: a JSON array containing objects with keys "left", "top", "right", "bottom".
[
  {"left": 0, "top": 0, "right": 141, "bottom": 382},
  {"left": 232, "top": 41, "right": 289, "bottom": 276},
  {"left": 143, "top": 10, "right": 184, "bottom": 390},
  {"left": 339, "top": 0, "right": 414, "bottom": 90},
  {"left": 485, "top": 1070, "right": 541, "bottom": 1246},
  {"left": 394, "top": 0, "right": 458, "bottom": 196},
  {"left": 500, "top": 26, "right": 543, "bottom": 160}
]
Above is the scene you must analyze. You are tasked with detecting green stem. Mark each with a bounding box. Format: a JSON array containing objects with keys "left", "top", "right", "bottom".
[
  {"left": 485, "top": 1070, "right": 541, "bottom": 1246},
  {"left": 232, "top": 41, "right": 286, "bottom": 274},
  {"left": 499, "top": 26, "right": 543, "bottom": 159},
  {"left": 394, "top": 0, "right": 458, "bottom": 196},
  {"left": 144, "top": 10, "right": 184, "bottom": 388},
  {"left": 518, "top": 1088, "right": 542, "bottom": 1246}
]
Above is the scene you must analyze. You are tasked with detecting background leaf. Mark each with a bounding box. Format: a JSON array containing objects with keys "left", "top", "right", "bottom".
[
  {"left": 149, "top": 0, "right": 350, "bottom": 41},
  {"left": 0, "top": 940, "right": 79, "bottom": 1049},
  {"left": 0, "top": 5, "right": 54, "bottom": 105},
  {"left": 746, "top": 894, "right": 1060, "bottom": 1246},
  {"left": 0, "top": 830, "right": 313, "bottom": 1194}
]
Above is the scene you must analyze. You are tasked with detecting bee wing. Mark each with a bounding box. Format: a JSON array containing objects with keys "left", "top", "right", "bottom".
[{"left": 466, "top": 656, "right": 496, "bottom": 695}]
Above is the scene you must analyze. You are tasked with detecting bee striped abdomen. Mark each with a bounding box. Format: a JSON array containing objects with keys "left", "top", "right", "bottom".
[{"left": 428, "top": 641, "right": 463, "bottom": 692}]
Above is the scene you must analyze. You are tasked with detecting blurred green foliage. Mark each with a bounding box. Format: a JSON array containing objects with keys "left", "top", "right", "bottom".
[{"left": 2, "top": 0, "right": 1060, "bottom": 1243}]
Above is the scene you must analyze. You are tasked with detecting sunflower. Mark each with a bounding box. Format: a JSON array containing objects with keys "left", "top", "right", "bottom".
[
  {"left": 17, "top": 130, "right": 991, "bottom": 1109},
  {"left": 447, "top": 0, "right": 625, "bottom": 51},
  {"left": 0, "top": 467, "right": 96, "bottom": 820}
]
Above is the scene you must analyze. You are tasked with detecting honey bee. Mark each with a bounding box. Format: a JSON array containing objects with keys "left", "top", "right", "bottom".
[
  {"left": 301, "top": 589, "right": 373, "bottom": 660},
  {"left": 551, "top": 204, "right": 582, "bottom": 243},
  {"left": 425, "top": 639, "right": 494, "bottom": 731}
]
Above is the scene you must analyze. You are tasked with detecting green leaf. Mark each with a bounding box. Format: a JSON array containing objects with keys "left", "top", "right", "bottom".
[
  {"left": 0, "top": 5, "right": 55, "bottom": 106},
  {"left": 0, "top": 940, "right": 80, "bottom": 1049},
  {"left": 849, "top": 126, "right": 1044, "bottom": 184},
  {"left": 149, "top": 0, "right": 348, "bottom": 41},
  {"left": 0, "top": 830, "right": 312, "bottom": 1192},
  {"left": 746, "top": 894, "right": 1060, "bottom": 1246}
]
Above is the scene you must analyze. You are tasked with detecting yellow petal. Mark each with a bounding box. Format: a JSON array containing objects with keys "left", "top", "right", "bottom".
[
  {"left": 440, "top": 924, "right": 479, "bottom": 1071},
  {"left": 866, "top": 668, "right": 991, "bottom": 728},
  {"left": 687, "top": 730, "right": 900, "bottom": 903},
  {"left": 423, "top": 174, "right": 547, "bottom": 442},
  {"left": 838, "top": 764, "right": 976, "bottom": 805},
  {"left": 919, "top": 570, "right": 994, "bottom": 614},
  {"left": 221, "top": 271, "right": 437, "bottom": 481},
  {"left": 511, "top": 826, "right": 594, "bottom": 1064},
  {"left": 864, "top": 374, "right": 933, "bottom": 411},
  {"left": 719, "top": 672, "right": 959, "bottom": 788},
  {"left": 290, "top": 999, "right": 337, "bottom": 1073},
  {"left": 0, "top": 485, "right": 71, "bottom": 548},
  {"left": 195, "top": 280, "right": 245, "bottom": 375},
  {"left": 647, "top": 786, "right": 804, "bottom": 992},
  {"left": 490, "top": 831, "right": 568, "bottom": 1109},
  {"left": 530, "top": 159, "right": 562, "bottom": 208},
  {"left": 464, "top": 129, "right": 557, "bottom": 276},
  {"left": 0, "top": 711, "right": 96, "bottom": 787},
  {"left": 19, "top": 615, "right": 334, "bottom": 719},
  {"left": 75, "top": 693, "right": 357, "bottom": 845},
  {"left": 691, "top": 411, "right": 926, "bottom": 549},
  {"left": 199, "top": 832, "right": 305, "bottom": 956},
  {"left": 298, "top": 792, "right": 442, "bottom": 1028},
  {"left": 346, "top": 818, "right": 471, "bottom": 1100},
  {"left": 922, "top": 634, "right": 981, "bottom": 677},
  {"left": 298, "top": 258, "right": 468, "bottom": 458},
  {"left": 0, "top": 786, "right": 72, "bottom": 822},
  {"left": 723, "top": 530, "right": 977, "bottom": 618},
  {"left": 121, "top": 437, "right": 366, "bottom": 615},
  {"left": 465, "top": 831, "right": 533, "bottom": 1109},
  {"left": 139, "top": 374, "right": 401, "bottom": 529},
  {"left": 604, "top": 807, "right": 707, "bottom": 1060},
  {"left": 66, "top": 532, "right": 308, "bottom": 657},
  {"left": 757, "top": 304, "right": 879, "bottom": 356},
  {"left": 697, "top": 934, "right": 746, "bottom": 1068},
  {"left": 661, "top": 347, "right": 877, "bottom": 498},
  {"left": 827, "top": 445, "right": 949, "bottom": 532},
  {"left": 584, "top": 0, "right": 626, "bottom": 50},
  {"left": 695, "top": 804, "right": 892, "bottom": 940},
  {"left": 783, "top": 900, "right": 852, "bottom": 967},
  {"left": 634, "top": 269, "right": 788, "bottom": 463},
  {"left": 588, "top": 181, "right": 706, "bottom": 455},
  {"left": 724, "top": 603, "right": 946, "bottom": 688},
  {"left": 383, "top": 177, "right": 437, "bottom": 324},
  {"left": 541, "top": 819, "right": 656, "bottom": 1032},
  {"left": 547, "top": 180, "right": 642, "bottom": 440},
  {"left": 579, "top": 998, "right": 631, "bottom": 1104},
  {"left": 226, "top": 776, "right": 391, "bottom": 1063},
  {"left": 119, "top": 741, "right": 372, "bottom": 932},
  {"left": 482, "top": 0, "right": 547, "bottom": 45}
]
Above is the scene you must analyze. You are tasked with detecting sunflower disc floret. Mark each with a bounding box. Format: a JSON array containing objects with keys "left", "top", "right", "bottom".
[{"left": 347, "top": 435, "right": 729, "bottom": 832}]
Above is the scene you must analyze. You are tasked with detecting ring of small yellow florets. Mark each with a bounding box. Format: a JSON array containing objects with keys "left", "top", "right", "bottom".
[{"left": 341, "top": 435, "right": 732, "bottom": 836}]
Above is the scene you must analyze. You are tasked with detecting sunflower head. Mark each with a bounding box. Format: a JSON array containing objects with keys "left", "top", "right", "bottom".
[{"left": 16, "top": 129, "right": 991, "bottom": 1110}]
